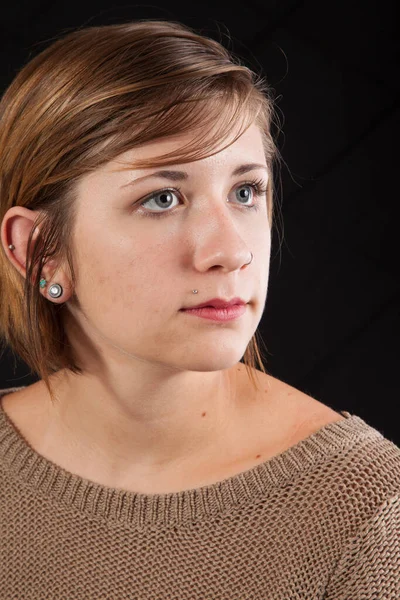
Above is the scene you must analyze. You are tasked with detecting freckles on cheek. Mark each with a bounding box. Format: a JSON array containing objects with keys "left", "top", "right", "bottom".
[
  {"left": 88, "top": 235, "right": 173, "bottom": 308},
  {"left": 109, "top": 280, "right": 136, "bottom": 306}
]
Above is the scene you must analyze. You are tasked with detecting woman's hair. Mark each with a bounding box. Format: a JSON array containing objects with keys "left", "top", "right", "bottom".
[{"left": 0, "top": 19, "right": 278, "bottom": 402}]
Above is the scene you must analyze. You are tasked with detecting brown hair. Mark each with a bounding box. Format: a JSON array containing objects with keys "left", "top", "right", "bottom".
[{"left": 0, "top": 19, "right": 278, "bottom": 402}]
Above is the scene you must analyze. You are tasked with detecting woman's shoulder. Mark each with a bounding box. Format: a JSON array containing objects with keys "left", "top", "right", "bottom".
[
  {"left": 234, "top": 365, "right": 346, "bottom": 461},
  {"left": 0, "top": 382, "right": 49, "bottom": 447},
  {"left": 243, "top": 366, "right": 344, "bottom": 427}
]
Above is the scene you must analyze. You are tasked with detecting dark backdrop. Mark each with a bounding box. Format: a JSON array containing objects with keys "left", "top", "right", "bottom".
[{"left": 1, "top": 0, "right": 398, "bottom": 445}]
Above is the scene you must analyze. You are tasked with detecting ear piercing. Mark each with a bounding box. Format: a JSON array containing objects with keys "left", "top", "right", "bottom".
[
  {"left": 39, "top": 279, "right": 63, "bottom": 298},
  {"left": 7, "top": 243, "right": 64, "bottom": 299}
]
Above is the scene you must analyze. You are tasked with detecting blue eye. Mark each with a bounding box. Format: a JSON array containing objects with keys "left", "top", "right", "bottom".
[
  {"left": 235, "top": 185, "right": 253, "bottom": 204},
  {"left": 136, "top": 178, "right": 268, "bottom": 219},
  {"left": 140, "top": 190, "right": 179, "bottom": 214}
]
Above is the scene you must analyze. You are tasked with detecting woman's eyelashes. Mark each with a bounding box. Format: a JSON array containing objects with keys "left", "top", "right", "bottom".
[{"left": 134, "top": 178, "right": 268, "bottom": 219}]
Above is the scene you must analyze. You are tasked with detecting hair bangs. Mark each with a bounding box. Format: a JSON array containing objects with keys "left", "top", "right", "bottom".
[{"left": 103, "top": 89, "right": 265, "bottom": 173}]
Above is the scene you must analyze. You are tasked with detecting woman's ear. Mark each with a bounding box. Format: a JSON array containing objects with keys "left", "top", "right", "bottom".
[
  {"left": 1, "top": 206, "right": 73, "bottom": 304},
  {"left": 1, "top": 206, "right": 43, "bottom": 280}
]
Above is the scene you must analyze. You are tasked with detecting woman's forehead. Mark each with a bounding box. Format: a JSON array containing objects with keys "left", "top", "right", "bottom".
[{"left": 108, "top": 122, "right": 264, "bottom": 174}]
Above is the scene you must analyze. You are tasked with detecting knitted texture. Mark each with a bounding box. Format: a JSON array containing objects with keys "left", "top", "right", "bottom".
[{"left": 0, "top": 386, "right": 399, "bottom": 599}]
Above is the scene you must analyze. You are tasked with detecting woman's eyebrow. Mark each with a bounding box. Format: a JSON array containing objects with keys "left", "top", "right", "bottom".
[{"left": 121, "top": 163, "right": 268, "bottom": 188}]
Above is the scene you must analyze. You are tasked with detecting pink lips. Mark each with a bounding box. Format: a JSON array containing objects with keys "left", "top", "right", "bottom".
[
  {"left": 182, "top": 297, "right": 246, "bottom": 310},
  {"left": 181, "top": 304, "right": 247, "bottom": 322}
]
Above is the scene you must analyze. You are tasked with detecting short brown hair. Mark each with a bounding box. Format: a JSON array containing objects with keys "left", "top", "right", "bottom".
[{"left": 0, "top": 20, "right": 278, "bottom": 401}]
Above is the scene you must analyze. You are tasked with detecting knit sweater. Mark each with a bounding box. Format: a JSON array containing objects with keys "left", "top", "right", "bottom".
[{"left": 0, "top": 385, "right": 399, "bottom": 599}]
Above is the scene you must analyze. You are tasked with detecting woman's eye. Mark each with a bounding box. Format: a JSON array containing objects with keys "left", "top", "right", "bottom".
[
  {"left": 139, "top": 190, "right": 180, "bottom": 214},
  {"left": 235, "top": 185, "right": 254, "bottom": 204},
  {"left": 137, "top": 181, "right": 266, "bottom": 218}
]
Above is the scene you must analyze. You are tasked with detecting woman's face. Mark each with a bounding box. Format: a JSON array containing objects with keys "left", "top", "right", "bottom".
[{"left": 65, "top": 122, "right": 272, "bottom": 374}]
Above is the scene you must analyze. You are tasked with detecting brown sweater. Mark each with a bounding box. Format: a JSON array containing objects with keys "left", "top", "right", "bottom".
[{"left": 0, "top": 385, "right": 399, "bottom": 599}]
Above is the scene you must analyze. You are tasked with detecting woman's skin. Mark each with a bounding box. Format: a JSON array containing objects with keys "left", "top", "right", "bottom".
[{"left": 2, "top": 120, "right": 341, "bottom": 494}]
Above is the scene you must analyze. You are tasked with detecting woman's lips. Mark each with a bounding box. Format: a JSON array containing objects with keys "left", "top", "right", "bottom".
[
  {"left": 180, "top": 304, "right": 247, "bottom": 322},
  {"left": 182, "top": 297, "right": 246, "bottom": 310}
]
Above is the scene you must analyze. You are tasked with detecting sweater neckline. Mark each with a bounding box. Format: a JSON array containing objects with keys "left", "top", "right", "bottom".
[{"left": 0, "top": 385, "right": 382, "bottom": 528}]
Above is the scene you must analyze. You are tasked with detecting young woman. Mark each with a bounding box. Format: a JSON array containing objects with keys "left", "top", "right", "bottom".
[{"left": 0, "top": 20, "right": 398, "bottom": 599}]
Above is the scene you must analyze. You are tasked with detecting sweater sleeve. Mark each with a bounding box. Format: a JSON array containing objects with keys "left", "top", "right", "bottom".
[{"left": 324, "top": 494, "right": 400, "bottom": 600}]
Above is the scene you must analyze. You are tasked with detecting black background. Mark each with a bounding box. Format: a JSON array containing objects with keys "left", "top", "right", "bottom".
[{"left": 0, "top": 0, "right": 398, "bottom": 445}]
